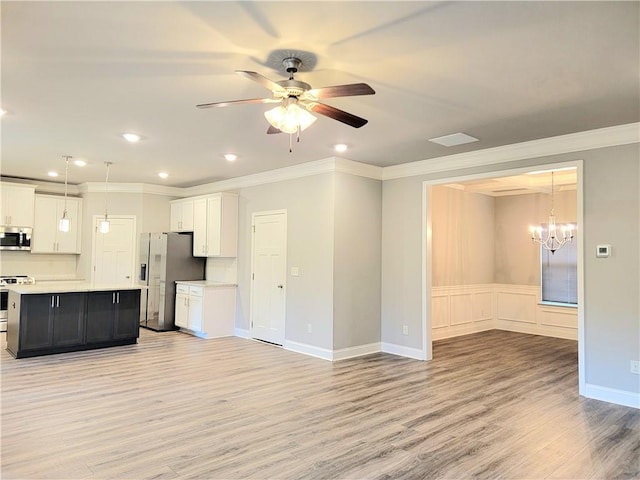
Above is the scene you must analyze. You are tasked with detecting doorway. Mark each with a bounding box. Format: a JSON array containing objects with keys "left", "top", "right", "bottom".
[
  {"left": 423, "top": 160, "right": 585, "bottom": 392},
  {"left": 250, "top": 210, "right": 287, "bottom": 345},
  {"left": 92, "top": 215, "right": 137, "bottom": 284}
]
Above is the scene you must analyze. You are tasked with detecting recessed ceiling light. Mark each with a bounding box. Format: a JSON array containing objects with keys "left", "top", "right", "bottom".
[
  {"left": 158, "top": 172, "right": 169, "bottom": 179},
  {"left": 73, "top": 159, "right": 87, "bottom": 167},
  {"left": 48, "top": 171, "right": 59, "bottom": 177},
  {"left": 122, "top": 133, "right": 141, "bottom": 143},
  {"left": 334, "top": 144, "right": 348, "bottom": 153},
  {"left": 0, "top": 109, "right": 6, "bottom": 117},
  {"left": 224, "top": 153, "right": 237, "bottom": 162},
  {"left": 428, "top": 132, "right": 479, "bottom": 147}
]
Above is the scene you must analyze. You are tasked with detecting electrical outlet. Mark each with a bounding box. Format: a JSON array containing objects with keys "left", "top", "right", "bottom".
[
  {"left": 307, "top": 323, "right": 312, "bottom": 334},
  {"left": 402, "top": 325, "right": 409, "bottom": 335},
  {"left": 631, "top": 360, "right": 640, "bottom": 375}
]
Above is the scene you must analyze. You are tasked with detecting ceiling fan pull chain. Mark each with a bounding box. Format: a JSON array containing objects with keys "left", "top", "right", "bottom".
[{"left": 289, "top": 133, "right": 293, "bottom": 153}]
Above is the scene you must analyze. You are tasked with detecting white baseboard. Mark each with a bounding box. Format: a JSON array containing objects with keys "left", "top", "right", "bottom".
[
  {"left": 583, "top": 383, "right": 640, "bottom": 409},
  {"left": 381, "top": 342, "right": 425, "bottom": 360},
  {"left": 495, "top": 320, "right": 578, "bottom": 341},
  {"left": 283, "top": 340, "right": 383, "bottom": 362},
  {"left": 234, "top": 327, "right": 250, "bottom": 339},
  {"left": 284, "top": 340, "right": 333, "bottom": 361},
  {"left": 333, "top": 342, "right": 381, "bottom": 361}
]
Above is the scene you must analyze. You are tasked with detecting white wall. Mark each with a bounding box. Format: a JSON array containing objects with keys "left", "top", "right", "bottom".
[{"left": 432, "top": 186, "right": 495, "bottom": 286}]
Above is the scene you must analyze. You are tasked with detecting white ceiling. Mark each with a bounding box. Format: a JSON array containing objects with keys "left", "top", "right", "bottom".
[{"left": 2, "top": 1, "right": 638, "bottom": 187}]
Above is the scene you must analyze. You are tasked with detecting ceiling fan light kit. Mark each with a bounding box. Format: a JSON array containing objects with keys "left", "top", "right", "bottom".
[{"left": 197, "top": 55, "right": 375, "bottom": 152}]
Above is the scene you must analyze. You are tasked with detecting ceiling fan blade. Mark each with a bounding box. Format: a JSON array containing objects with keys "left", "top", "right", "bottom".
[
  {"left": 196, "top": 98, "right": 279, "bottom": 109},
  {"left": 236, "top": 70, "right": 286, "bottom": 93},
  {"left": 305, "top": 83, "right": 375, "bottom": 100},
  {"left": 267, "top": 125, "right": 282, "bottom": 134},
  {"left": 307, "top": 103, "right": 368, "bottom": 128}
]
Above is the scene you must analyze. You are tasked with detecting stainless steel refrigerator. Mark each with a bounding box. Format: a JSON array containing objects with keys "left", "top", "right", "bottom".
[{"left": 139, "top": 233, "right": 205, "bottom": 331}]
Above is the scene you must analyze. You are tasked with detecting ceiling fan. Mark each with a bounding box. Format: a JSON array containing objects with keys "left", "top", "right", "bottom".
[{"left": 196, "top": 57, "right": 375, "bottom": 143}]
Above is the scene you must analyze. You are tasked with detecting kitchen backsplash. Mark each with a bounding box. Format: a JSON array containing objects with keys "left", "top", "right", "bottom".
[{"left": 0, "top": 251, "right": 79, "bottom": 280}]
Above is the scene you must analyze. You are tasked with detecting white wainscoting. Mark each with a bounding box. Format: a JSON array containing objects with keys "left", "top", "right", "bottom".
[
  {"left": 432, "top": 285, "right": 495, "bottom": 340},
  {"left": 432, "top": 284, "right": 578, "bottom": 341}
]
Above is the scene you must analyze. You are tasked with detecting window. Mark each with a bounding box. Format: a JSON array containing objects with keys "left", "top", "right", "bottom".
[{"left": 540, "top": 233, "right": 577, "bottom": 305}]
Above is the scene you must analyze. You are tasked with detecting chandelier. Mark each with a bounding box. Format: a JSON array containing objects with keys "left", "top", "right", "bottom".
[{"left": 529, "top": 171, "right": 574, "bottom": 254}]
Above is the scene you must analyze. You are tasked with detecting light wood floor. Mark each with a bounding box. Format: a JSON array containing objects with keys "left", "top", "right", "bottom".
[{"left": 1, "top": 329, "right": 638, "bottom": 480}]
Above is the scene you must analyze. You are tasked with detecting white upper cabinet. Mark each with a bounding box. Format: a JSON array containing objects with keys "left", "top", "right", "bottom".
[
  {"left": 32, "top": 194, "right": 82, "bottom": 254},
  {"left": 1, "top": 183, "right": 35, "bottom": 227},
  {"left": 169, "top": 199, "right": 194, "bottom": 232},
  {"left": 192, "top": 193, "right": 238, "bottom": 257}
]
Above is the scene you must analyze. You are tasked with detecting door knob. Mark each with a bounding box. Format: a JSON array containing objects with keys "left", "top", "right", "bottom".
[{"left": 277, "top": 285, "right": 283, "bottom": 289}]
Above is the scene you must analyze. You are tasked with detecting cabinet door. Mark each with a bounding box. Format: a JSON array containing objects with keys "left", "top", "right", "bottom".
[
  {"left": 175, "top": 293, "right": 189, "bottom": 328},
  {"left": 206, "top": 196, "right": 222, "bottom": 256},
  {"left": 192, "top": 198, "right": 208, "bottom": 257},
  {"left": 181, "top": 200, "right": 194, "bottom": 231},
  {"left": 170, "top": 202, "right": 182, "bottom": 231},
  {"left": 1, "top": 185, "right": 35, "bottom": 227},
  {"left": 20, "top": 294, "right": 54, "bottom": 350},
  {"left": 187, "top": 295, "right": 203, "bottom": 331},
  {"left": 53, "top": 293, "right": 86, "bottom": 347},
  {"left": 56, "top": 198, "right": 80, "bottom": 253},
  {"left": 114, "top": 290, "right": 140, "bottom": 339},
  {"left": 86, "top": 291, "right": 116, "bottom": 343},
  {"left": 32, "top": 196, "right": 58, "bottom": 253}
]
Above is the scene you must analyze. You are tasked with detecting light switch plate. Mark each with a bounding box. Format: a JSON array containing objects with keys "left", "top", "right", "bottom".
[
  {"left": 290, "top": 266, "right": 299, "bottom": 276},
  {"left": 596, "top": 244, "right": 611, "bottom": 258}
]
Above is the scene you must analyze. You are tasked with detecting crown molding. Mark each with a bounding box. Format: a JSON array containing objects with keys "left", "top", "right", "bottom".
[
  {"left": 79, "top": 182, "right": 182, "bottom": 196},
  {"left": 382, "top": 122, "right": 640, "bottom": 181},
  {"left": 0, "top": 177, "right": 81, "bottom": 196},
  {"left": 334, "top": 157, "right": 383, "bottom": 180},
  {"left": 182, "top": 157, "right": 381, "bottom": 196}
]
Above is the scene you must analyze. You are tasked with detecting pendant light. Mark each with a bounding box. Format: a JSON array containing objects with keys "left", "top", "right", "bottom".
[
  {"left": 529, "top": 171, "right": 574, "bottom": 254},
  {"left": 58, "top": 155, "right": 72, "bottom": 232},
  {"left": 100, "top": 162, "right": 112, "bottom": 234}
]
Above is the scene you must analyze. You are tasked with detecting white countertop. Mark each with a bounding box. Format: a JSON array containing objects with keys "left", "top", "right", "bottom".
[
  {"left": 175, "top": 280, "right": 237, "bottom": 288},
  {"left": 7, "top": 283, "right": 146, "bottom": 295}
]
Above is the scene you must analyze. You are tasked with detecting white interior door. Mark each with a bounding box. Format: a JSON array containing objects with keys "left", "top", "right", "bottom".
[
  {"left": 93, "top": 216, "right": 136, "bottom": 284},
  {"left": 251, "top": 211, "right": 287, "bottom": 345}
]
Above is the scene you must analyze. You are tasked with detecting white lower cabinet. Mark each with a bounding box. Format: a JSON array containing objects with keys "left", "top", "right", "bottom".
[{"left": 174, "top": 282, "right": 236, "bottom": 338}]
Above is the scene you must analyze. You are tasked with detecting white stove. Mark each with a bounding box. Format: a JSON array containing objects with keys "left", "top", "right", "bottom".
[{"left": 0, "top": 276, "right": 35, "bottom": 332}]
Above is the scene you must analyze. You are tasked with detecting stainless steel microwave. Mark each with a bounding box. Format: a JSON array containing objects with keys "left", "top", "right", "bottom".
[{"left": 0, "top": 226, "right": 32, "bottom": 251}]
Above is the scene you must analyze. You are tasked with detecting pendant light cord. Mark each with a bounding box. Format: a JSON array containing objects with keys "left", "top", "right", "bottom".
[
  {"left": 62, "top": 155, "right": 71, "bottom": 214},
  {"left": 104, "top": 162, "right": 111, "bottom": 218}
]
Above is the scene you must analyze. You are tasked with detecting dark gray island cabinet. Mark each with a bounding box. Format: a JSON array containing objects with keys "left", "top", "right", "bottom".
[{"left": 7, "top": 285, "right": 142, "bottom": 358}]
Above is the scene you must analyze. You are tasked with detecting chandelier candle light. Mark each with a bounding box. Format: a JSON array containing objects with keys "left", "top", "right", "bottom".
[
  {"left": 529, "top": 171, "right": 574, "bottom": 254},
  {"left": 100, "top": 162, "right": 112, "bottom": 234},
  {"left": 58, "top": 155, "right": 72, "bottom": 233}
]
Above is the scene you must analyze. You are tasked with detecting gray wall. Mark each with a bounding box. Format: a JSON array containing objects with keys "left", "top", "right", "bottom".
[
  {"left": 234, "top": 173, "right": 335, "bottom": 350},
  {"left": 583, "top": 146, "right": 639, "bottom": 392},
  {"left": 77, "top": 191, "right": 172, "bottom": 281},
  {"left": 494, "top": 190, "right": 576, "bottom": 285},
  {"left": 381, "top": 143, "right": 639, "bottom": 396},
  {"left": 432, "top": 186, "right": 495, "bottom": 286},
  {"left": 333, "top": 173, "right": 382, "bottom": 350}
]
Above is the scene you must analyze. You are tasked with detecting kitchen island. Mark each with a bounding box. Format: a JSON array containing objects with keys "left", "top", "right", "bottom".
[{"left": 6, "top": 283, "right": 143, "bottom": 358}]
